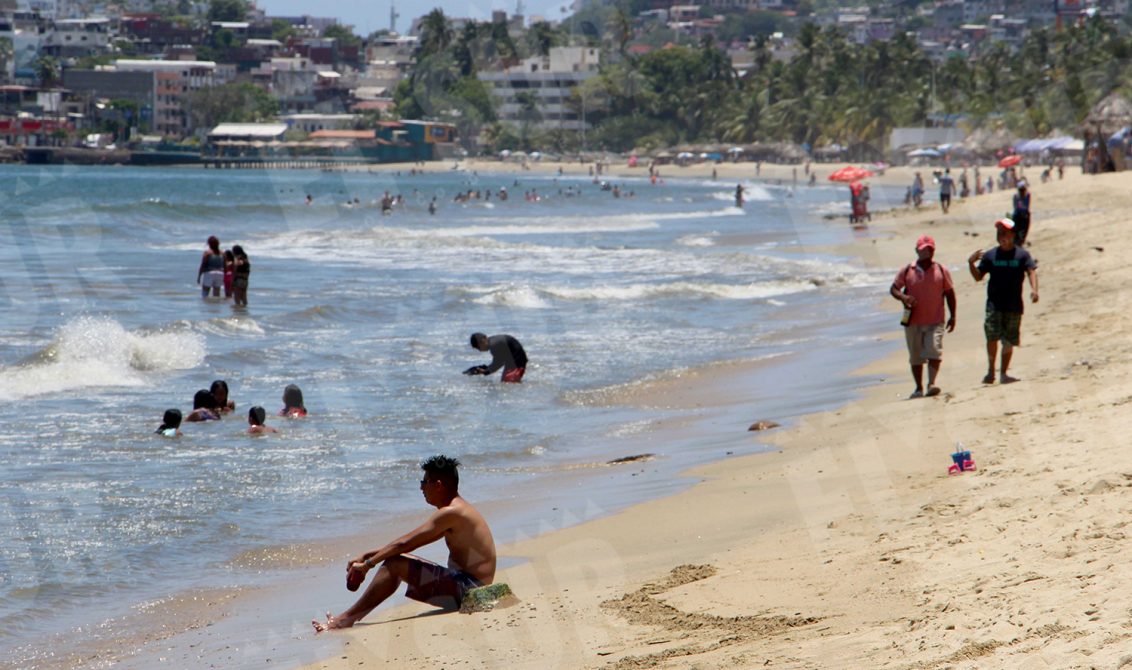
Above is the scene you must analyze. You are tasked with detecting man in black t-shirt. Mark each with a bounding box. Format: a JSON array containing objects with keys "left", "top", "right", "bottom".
[
  {"left": 968, "top": 218, "right": 1039, "bottom": 384},
  {"left": 464, "top": 332, "right": 528, "bottom": 383}
]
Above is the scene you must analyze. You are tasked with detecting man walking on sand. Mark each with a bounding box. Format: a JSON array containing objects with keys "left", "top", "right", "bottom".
[
  {"left": 312, "top": 455, "right": 496, "bottom": 632},
  {"left": 891, "top": 235, "right": 956, "bottom": 398},
  {"left": 939, "top": 168, "right": 955, "bottom": 214},
  {"left": 969, "top": 218, "right": 1039, "bottom": 385}
]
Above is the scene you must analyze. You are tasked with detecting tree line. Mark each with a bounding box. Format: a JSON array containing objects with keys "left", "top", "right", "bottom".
[{"left": 397, "top": 10, "right": 1132, "bottom": 155}]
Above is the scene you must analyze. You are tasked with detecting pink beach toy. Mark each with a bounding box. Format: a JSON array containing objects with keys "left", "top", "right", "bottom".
[{"left": 948, "top": 445, "right": 975, "bottom": 475}]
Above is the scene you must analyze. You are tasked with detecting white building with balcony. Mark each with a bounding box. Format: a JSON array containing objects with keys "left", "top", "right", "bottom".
[{"left": 477, "top": 46, "right": 599, "bottom": 132}]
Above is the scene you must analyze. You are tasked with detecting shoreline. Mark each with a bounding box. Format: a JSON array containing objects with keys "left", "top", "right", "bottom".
[
  {"left": 294, "top": 163, "right": 1132, "bottom": 667},
  {"left": 7, "top": 159, "right": 897, "bottom": 669},
  {"left": 7, "top": 158, "right": 1078, "bottom": 668}
]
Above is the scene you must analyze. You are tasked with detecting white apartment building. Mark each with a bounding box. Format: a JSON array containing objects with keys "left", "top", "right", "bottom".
[
  {"left": 42, "top": 17, "right": 112, "bottom": 58},
  {"left": 477, "top": 46, "right": 599, "bottom": 132},
  {"left": 111, "top": 60, "right": 216, "bottom": 137}
]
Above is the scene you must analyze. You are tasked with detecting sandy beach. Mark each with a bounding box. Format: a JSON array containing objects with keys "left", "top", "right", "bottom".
[{"left": 289, "top": 160, "right": 1132, "bottom": 669}]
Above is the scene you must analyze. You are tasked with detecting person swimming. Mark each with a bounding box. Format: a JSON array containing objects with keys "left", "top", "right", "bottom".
[
  {"left": 155, "top": 409, "right": 182, "bottom": 437},
  {"left": 248, "top": 406, "right": 278, "bottom": 434},
  {"left": 210, "top": 380, "right": 236, "bottom": 413},
  {"left": 280, "top": 384, "right": 308, "bottom": 417},
  {"left": 185, "top": 389, "right": 221, "bottom": 422}
]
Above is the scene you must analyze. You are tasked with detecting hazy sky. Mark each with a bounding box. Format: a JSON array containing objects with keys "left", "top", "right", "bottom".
[{"left": 257, "top": 0, "right": 576, "bottom": 35}]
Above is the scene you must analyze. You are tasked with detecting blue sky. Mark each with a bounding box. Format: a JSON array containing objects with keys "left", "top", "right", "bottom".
[{"left": 257, "top": 0, "right": 575, "bottom": 35}]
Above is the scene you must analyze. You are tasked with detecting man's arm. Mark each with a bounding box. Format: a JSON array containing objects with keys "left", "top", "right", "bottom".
[
  {"left": 890, "top": 283, "right": 913, "bottom": 307},
  {"left": 482, "top": 339, "right": 506, "bottom": 374},
  {"left": 944, "top": 288, "right": 957, "bottom": 332},
  {"left": 352, "top": 508, "right": 455, "bottom": 570},
  {"left": 968, "top": 250, "right": 986, "bottom": 281},
  {"left": 1027, "top": 268, "right": 1039, "bottom": 303}
]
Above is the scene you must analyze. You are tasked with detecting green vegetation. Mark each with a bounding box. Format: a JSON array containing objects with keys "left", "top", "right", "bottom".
[
  {"left": 206, "top": 0, "right": 248, "bottom": 23},
  {"left": 188, "top": 82, "right": 278, "bottom": 130},
  {"left": 547, "top": 13, "right": 1132, "bottom": 154},
  {"left": 324, "top": 25, "right": 362, "bottom": 49}
]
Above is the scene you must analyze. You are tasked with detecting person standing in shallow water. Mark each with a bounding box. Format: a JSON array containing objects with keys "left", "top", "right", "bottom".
[
  {"left": 231, "top": 245, "right": 250, "bottom": 307},
  {"left": 313, "top": 455, "right": 496, "bottom": 632},
  {"left": 197, "top": 236, "right": 225, "bottom": 298}
]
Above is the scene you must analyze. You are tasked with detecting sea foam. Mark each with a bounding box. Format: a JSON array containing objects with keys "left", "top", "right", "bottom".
[{"left": 0, "top": 316, "right": 204, "bottom": 401}]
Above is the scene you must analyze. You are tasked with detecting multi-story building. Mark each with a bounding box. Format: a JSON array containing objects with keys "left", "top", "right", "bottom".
[
  {"left": 109, "top": 59, "right": 216, "bottom": 137},
  {"left": 477, "top": 46, "right": 599, "bottom": 132},
  {"left": 120, "top": 14, "right": 206, "bottom": 56},
  {"left": 41, "top": 16, "right": 112, "bottom": 59}
]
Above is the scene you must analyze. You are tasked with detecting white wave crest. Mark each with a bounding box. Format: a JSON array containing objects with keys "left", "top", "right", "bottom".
[
  {"left": 677, "top": 232, "right": 718, "bottom": 247},
  {"left": 470, "top": 285, "right": 550, "bottom": 309},
  {"left": 538, "top": 280, "right": 819, "bottom": 302},
  {"left": 0, "top": 317, "right": 205, "bottom": 401}
]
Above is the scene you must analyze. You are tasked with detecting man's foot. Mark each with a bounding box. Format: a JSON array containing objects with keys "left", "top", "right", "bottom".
[
  {"left": 925, "top": 385, "right": 941, "bottom": 397},
  {"left": 981, "top": 373, "right": 995, "bottom": 384},
  {"left": 312, "top": 612, "right": 356, "bottom": 634},
  {"left": 1000, "top": 375, "right": 1019, "bottom": 384},
  {"left": 908, "top": 389, "right": 923, "bottom": 399}
]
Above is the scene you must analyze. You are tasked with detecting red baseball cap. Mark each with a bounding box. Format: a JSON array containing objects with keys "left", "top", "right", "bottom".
[
  {"left": 915, "top": 234, "right": 936, "bottom": 251},
  {"left": 995, "top": 217, "right": 1015, "bottom": 230}
]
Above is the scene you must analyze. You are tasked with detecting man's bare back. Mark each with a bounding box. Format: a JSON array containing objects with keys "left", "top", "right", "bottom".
[{"left": 438, "top": 496, "right": 496, "bottom": 584}]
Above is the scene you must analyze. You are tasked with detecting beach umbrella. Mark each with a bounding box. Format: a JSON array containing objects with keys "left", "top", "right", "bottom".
[
  {"left": 827, "top": 165, "right": 873, "bottom": 182},
  {"left": 907, "top": 148, "right": 941, "bottom": 158},
  {"left": 998, "top": 154, "right": 1022, "bottom": 168}
]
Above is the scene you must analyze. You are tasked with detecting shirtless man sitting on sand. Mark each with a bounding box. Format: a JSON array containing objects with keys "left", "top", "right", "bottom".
[{"left": 312, "top": 455, "right": 496, "bottom": 632}]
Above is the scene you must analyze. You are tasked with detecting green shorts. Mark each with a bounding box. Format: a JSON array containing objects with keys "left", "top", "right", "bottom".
[{"left": 984, "top": 309, "right": 1022, "bottom": 346}]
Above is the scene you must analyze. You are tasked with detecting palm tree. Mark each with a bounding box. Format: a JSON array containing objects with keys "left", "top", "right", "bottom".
[
  {"left": 608, "top": 8, "right": 632, "bottom": 57},
  {"left": 418, "top": 9, "right": 453, "bottom": 59},
  {"left": 34, "top": 55, "right": 60, "bottom": 87}
]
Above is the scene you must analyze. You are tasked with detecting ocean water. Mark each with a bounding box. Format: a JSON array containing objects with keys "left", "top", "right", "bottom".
[{"left": 0, "top": 164, "right": 897, "bottom": 668}]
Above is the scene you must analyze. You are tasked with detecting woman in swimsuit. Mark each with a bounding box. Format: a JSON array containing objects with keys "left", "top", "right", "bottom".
[
  {"left": 231, "top": 245, "right": 250, "bottom": 307},
  {"left": 210, "top": 379, "right": 236, "bottom": 414},
  {"left": 280, "top": 384, "right": 308, "bottom": 417},
  {"left": 197, "top": 236, "right": 225, "bottom": 298},
  {"left": 185, "top": 389, "right": 221, "bottom": 422},
  {"left": 223, "top": 249, "right": 235, "bottom": 299}
]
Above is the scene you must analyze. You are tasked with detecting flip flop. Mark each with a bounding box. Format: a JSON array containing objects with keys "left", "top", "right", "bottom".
[
  {"left": 981, "top": 374, "right": 995, "bottom": 384},
  {"left": 908, "top": 389, "right": 923, "bottom": 399},
  {"left": 1000, "top": 375, "right": 1019, "bottom": 384},
  {"left": 926, "top": 386, "right": 941, "bottom": 397}
]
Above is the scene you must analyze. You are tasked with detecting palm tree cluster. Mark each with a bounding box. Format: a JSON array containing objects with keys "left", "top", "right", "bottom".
[{"left": 399, "top": 10, "right": 1132, "bottom": 155}]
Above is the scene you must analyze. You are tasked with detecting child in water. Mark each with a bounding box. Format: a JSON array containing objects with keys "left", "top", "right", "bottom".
[
  {"left": 185, "top": 389, "right": 221, "bottom": 422},
  {"left": 210, "top": 379, "right": 236, "bottom": 414},
  {"left": 155, "top": 409, "right": 182, "bottom": 437},
  {"left": 247, "top": 406, "right": 278, "bottom": 434},
  {"left": 280, "top": 384, "right": 308, "bottom": 417}
]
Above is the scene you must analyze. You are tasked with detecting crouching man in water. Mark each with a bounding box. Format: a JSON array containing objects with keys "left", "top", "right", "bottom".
[
  {"left": 313, "top": 455, "right": 496, "bottom": 632},
  {"left": 464, "top": 332, "right": 528, "bottom": 382}
]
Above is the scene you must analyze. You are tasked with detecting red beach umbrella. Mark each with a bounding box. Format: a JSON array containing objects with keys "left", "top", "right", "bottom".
[
  {"left": 998, "top": 154, "right": 1022, "bottom": 168},
  {"left": 828, "top": 165, "right": 874, "bottom": 182}
]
